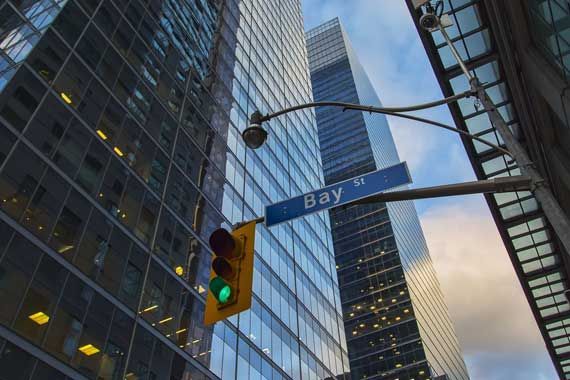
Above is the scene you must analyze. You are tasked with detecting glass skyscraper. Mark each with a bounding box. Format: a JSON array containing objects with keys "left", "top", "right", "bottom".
[
  {"left": 307, "top": 18, "right": 469, "bottom": 380},
  {"left": 0, "top": 0, "right": 347, "bottom": 379}
]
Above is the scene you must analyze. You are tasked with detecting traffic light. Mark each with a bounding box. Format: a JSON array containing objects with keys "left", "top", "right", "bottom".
[{"left": 204, "top": 221, "right": 256, "bottom": 325}]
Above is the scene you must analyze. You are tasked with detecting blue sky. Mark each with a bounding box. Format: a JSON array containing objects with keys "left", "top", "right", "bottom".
[{"left": 301, "top": 1, "right": 558, "bottom": 379}]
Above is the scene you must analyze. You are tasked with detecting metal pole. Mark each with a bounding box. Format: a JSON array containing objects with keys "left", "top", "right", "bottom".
[
  {"left": 439, "top": 23, "right": 570, "bottom": 255},
  {"left": 350, "top": 176, "right": 532, "bottom": 205}
]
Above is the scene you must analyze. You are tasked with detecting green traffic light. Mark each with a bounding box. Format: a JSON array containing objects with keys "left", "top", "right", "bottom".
[{"left": 209, "top": 276, "right": 232, "bottom": 303}]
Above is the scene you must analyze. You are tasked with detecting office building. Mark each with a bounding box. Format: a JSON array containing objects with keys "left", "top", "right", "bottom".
[
  {"left": 0, "top": 0, "right": 347, "bottom": 379},
  {"left": 307, "top": 18, "right": 469, "bottom": 380},
  {"left": 406, "top": 0, "right": 570, "bottom": 378}
]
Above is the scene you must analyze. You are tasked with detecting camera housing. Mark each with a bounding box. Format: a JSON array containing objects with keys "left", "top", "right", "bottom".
[{"left": 419, "top": 13, "right": 439, "bottom": 31}]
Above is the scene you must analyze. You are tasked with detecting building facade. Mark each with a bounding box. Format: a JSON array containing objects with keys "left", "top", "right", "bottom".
[
  {"left": 406, "top": 0, "right": 570, "bottom": 378},
  {"left": 0, "top": 0, "right": 348, "bottom": 379},
  {"left": 307, "top": 18, "right": 469, "bottom": 380}
]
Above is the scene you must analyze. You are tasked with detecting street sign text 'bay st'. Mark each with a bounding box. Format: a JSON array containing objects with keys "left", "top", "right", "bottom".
[{"left": 265, "top": 162, "right": 412, "bottom": 227}]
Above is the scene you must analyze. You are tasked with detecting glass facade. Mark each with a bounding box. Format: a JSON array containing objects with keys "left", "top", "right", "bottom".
[
  {"left": 0, "top": 0, "right": 348, "bottom": 379},
  {"left": 407, "top": 0, "right": 570, "bottom": 378},
  {"left": 528, "top": 0, "right": 570, "bottom": 80},
  {"left": 307, "top": 18, "right": 469, "bottom": 380}
]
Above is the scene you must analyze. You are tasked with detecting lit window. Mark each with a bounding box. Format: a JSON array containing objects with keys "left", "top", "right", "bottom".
[
  {"left": 159, "top": 316, "right": 173, "bottom": 324},
  {"left": 60, "top": 92, "right": 72, "bottom": 104},
  {"left": 113, "top": 147, "right": 124, "bottom": 157},
  {"left": 96, "top": 130, "right": 108, "bottom": 140},
  {"left": 142, "top": 305, "right": 158, "bottom": 313},
  {"left": 28, "top": 312, "right": 49, "bottom": 325},
  {"left": 395, "top": 363, "right": 402, "bottom": 368},
  {"left": 78, "top": 344, "right": 100, "bottom": 356}
]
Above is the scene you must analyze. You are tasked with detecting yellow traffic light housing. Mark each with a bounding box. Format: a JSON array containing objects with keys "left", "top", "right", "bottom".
[{"left": 204, "top": 221, "right": 256, "bottom": 325}]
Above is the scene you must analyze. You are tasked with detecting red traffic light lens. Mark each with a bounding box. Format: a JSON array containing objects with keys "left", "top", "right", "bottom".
[{"left": 209, "top": 228, "right": 236, "bottom": 258}]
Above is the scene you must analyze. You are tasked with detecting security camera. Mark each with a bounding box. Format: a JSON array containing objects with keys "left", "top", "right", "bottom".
[{"left": 419, "top": 12, "right": 440, "bottom": 31}]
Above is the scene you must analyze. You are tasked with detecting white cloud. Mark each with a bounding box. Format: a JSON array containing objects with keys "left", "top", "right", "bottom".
[{"left": 420, "top": 198, "right": 557, "bottom": 379}]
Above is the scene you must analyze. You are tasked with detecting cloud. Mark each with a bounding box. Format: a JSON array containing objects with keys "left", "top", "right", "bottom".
[{"left": 420, "top": 198, "right": 558, "bottom": 379}]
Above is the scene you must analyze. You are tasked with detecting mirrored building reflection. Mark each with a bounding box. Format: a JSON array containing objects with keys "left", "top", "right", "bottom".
[
  {"left": 307, "top": 18, "right": 469, "bottom": 380},
  {"left": 0, "top": 0, "right": 348, "bottom": 379}
]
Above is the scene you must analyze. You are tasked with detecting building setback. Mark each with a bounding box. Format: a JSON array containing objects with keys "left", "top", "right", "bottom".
[
  {"left": 406, "top": 0, "right": 570, "bottom": 378},
  {"left": 306, "top": 18, "right": 469, "bottom": 380},
  {"left": 0, "top": 0, "right": 347, "bottom": 379}
]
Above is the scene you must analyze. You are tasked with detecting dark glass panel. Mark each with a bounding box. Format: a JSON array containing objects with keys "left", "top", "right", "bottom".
[
  {"left": 74, "top": 207, "right": 112, "bottom": 278},
  {"left": 0, "top": 234, "right": 41, "bottom": 324},
  {"left": 118, "top": 253, "right": 144, "bottom": 310},
  {"left": 31, "top": 360, "right": 70, "bottom": 380},
  {"left": 125, "top": 325, "right": 154, "bottom": 379},
  {"left": 72, "top": 293, "right": 113, "bottom": 378},
  {"left": 53, "top": 117, "right": 91, "bottom": 179},
  {"left": 97, "top": 228, "right": 131, "bottom": 296},
  {"left": 0, "top": 66, "right": 47, "bottom": 131},
  {"left": 0, "top": 121, "right": 16, "bottom": 166},
  {"left": 51, "top": 1, "right": 88, "bottom": 46},
  {"left": 134, "top": 191, "right": 158, "bottom": 244},
  {"left": 53, "top": 54, "right": 93, "bottom": 110},
  {"left": 43, "top": 275, "right": 92, "bottom": 362},
  {"left": 98, "top": 310, "right": 133, "bottom": 379},
  {"left": 76, "top": 137, "right": 109, "bottom": 194},
  {"left": 0, "top": 143, "right": 46, "bottom": 220},
  {"left": 77, "top": 74, "right": 109, "bottom": 128},
  {"left": 24, "top": 94, "right": 73, "bottom": 158},
  {"left": 76, "top": 24, "right": 108, "bottom": 71},
  {"left": 49, "top": 189, "right": 91, "bottom": 259},
  {"left": 21, "top": 168, "right": 70, "bottom": 242},
  {"left": 13, "top": 254, "right": 66, "bottom": 344},
  {"left": 149, "top": 339, "right": 173, "bottom": 380},
  {"left": 112, "top": 15, "right": 135, "bottom": 55},
  {"left": 0, "top": 342, "right": 35, "bottom": 380},
  {"left": 96, "top": 41, "right": 123, "bottom": 88},
  {"left": 98, "top": 157, "right": 128, "bottom": 217},
  {"left": 94, "top": 0, "right": 120, "bottom": 38},
  {"left": 27, "top": 29, "right": 70, "bottom": 85},
  {"left": 117, "top": 175, "right": 144, "bottom": 230}
]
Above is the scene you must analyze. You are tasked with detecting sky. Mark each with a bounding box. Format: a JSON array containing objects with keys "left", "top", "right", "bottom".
[{"left": 301, "top": 1, "right": 558, "bottom": 379}]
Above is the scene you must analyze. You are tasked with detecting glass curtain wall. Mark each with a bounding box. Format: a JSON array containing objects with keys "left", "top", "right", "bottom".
[
  {"left": 0, "top": 0, "right": 349, "bottom": 379},
  {"left": 211, "top": 1, "right": 349, "bottom": 379},
  {"left": 307, "top": 18, "right": 469, "bottom": 380}
]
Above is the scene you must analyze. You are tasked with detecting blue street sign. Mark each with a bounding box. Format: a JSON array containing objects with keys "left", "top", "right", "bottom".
[{"left": 265, "top": 162, "right": 412, "bottom": 227}]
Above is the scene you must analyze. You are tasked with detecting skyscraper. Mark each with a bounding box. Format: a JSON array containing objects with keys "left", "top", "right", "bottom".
[
  {"left": 307, "top": 18, "right": 469, "bottom": 380},
  {"left": 406, "top": 1, "right": 570, "bottom": 377},
  {"left": 0, "top": 0, "right": 347, "bottom": 379}
]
